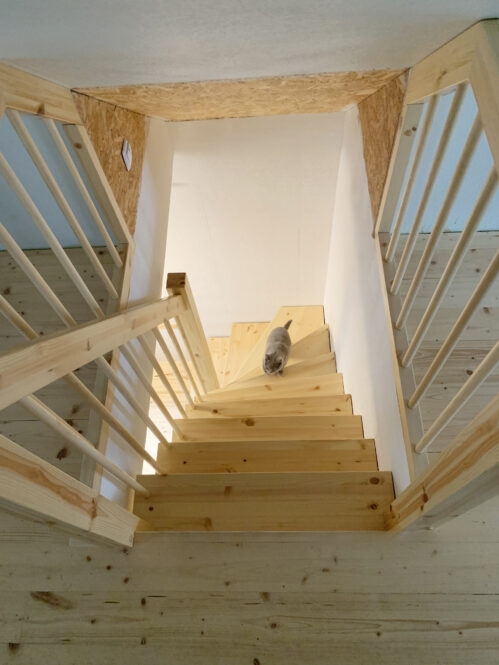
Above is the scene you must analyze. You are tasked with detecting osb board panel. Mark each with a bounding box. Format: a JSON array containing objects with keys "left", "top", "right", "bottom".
[
  {"left": 72, "top": 92, "right": 147, "bottom": 235},
  {"left": 76, "top": 70, "right": 405, "bottom": 122},
  {"left": 358, "top": 71, "right": 409, "bottom": 222},
  {"left": 0, "top": 498, "right": 499, "bottom": 663}
]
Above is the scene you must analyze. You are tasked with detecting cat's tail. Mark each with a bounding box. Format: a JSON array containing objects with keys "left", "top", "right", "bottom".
[{"left": 284, "top": 319, "right": 292, "bottom": 330}]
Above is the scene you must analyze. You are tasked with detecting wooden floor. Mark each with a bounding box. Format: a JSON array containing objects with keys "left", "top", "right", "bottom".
[
  {"left": 380, "top": 231, "right": 499, "bottom": 456},
  {"left": 0, "top": 497, "right": 498, "bottom": 663}
]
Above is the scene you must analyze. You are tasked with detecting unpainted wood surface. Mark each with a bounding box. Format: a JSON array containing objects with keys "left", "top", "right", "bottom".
[
  {"left": 234, "top": 306, "right": 325, "bottom": 382},
  {"left": 134, "top": 471, "right": 394, "bottom": 531},
  {"left": 382, "top": 231, "right": 499, "bottom": 453},
  {"left": 0, "top": 497, "right": 498, "bottom": 663},
  {"left": 187, "top": 394, "right": 352, "bottom": 418},
  {"left": 359, "top": 71, "right": 409, "bottom": 222},
  {"left": 157, "top": 438, "right": 377, "bottom": 474},
  {"left": 175, "top": 415, "right": 363, "bottom": 442},
  {"left": 222, "top": 322, "right": 268, "bottom": 386},
  {"left": 207, "top": 336, "right": 230, "bottom": 386},
  {"left": 77, "top": 70, "right": 404, "bottom": 122},
  {"left": 72, "top": 93, "right": 147, "bottom": 236}
]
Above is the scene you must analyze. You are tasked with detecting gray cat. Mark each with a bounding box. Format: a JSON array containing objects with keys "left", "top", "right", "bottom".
[{"left": 262, "top": 320, "right": 292, "bottom": 375}]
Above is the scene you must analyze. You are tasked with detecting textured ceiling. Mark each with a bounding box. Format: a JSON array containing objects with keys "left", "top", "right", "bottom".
[{"left": 0, "top": 1, "right": 497, "bottom": 87}]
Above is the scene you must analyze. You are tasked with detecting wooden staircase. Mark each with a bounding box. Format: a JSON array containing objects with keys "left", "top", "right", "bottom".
[{"left": 134, "top": 306, "right": 394, "bottom": 531}]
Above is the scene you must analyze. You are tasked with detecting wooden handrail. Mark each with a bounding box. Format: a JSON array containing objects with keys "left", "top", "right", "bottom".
[
  {"left": 167, "top": 273, "right": 219, "bottom": 393},
  {"left": 0, "top": 295, "right": 185, "bottom": 411},
  {"left": 387, "top": 395, "right": 499, "bottom": 531}
]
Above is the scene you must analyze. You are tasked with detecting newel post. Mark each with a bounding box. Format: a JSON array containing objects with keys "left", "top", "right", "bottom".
[{"left": 166, "top": 273, "right": 219, "bottom": 393}]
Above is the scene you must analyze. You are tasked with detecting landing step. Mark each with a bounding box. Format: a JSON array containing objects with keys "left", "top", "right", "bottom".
[
  {"left": 203, "top": 368, "right": 343, "bottom": 402},
  {"left": 187, "top": 394, "right": 352, "bottom": 418},
  {"left": 222, "top": 322, "right": 268, "bottom": 386},
  {"left": 134, "top": 471, "right": 394, "bottom": 531},
  {"left": 174, "top": 415, "right": 363, "bottom": 441},
  {"left": 157, "top": 438, "right": 378, "bottom": 473}
]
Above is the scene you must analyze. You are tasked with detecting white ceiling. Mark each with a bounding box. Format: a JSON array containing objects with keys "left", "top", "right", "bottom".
[{"left": 1, "top": 1, "right": 497, "bottom": 88}]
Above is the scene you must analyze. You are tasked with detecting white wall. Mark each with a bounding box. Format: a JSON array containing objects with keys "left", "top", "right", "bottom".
[
  {"left": 1, "top": 2, "right": 497, "bottom": 87},
  {"left": 100, "top": 118, "right": 175, "bottom": 504},
  {"left": 165, "top": 112, "right": 344, "bottom": 337},
  {"left": 324, "top": 107, "right": 411, "bottom": 494}
]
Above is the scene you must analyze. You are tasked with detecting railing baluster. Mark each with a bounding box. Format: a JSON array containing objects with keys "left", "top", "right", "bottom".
[
  {"left": 414, "top": 340, "right": 499, "bottom": 453},
  {"left": 44, "top": 118, "right": 123, "bottom": 268},
  {"left": 163, "top": 319, "right": 202, "bottom": 401},
  {"left": 401, "top": 169, "right": 497, "bottom": 367},
  {"left": 395, "top": 114, "right": 482, "bottom": 328},
  {"left": 0, "top": 152, "right": 104, "bottom": 318},
  {"left": 390, "top": 85, "right": 466, "bottom": 295},
  {"left": 384, "top": 96, "right": 438, "bottom": 262},
  {"left": 151, "top": 327, "right": 194, "bottom": 409},
  {"left": 137, "top": 332, "right": 190, "bottom": 413},
  {"left": 119, "top": 342, "right": 184, "bottom": 435},
  {"left": 6, "top": 110, "right": 119, "bottom": 299},
  {"left": 19, "top": 394, "right": 149, "bottom": 495},
  {"left": 408, "top": 249, "right": 499, "bottom": 408}
]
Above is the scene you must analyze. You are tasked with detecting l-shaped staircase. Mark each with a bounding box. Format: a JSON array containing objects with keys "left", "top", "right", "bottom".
[{"left": 134, "top": 306, "right": 394, "bottom": 531}]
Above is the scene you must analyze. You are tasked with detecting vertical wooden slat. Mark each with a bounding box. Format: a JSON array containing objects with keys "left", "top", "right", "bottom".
[
  {"left": 395, "top": 114, "right": 482, "bottom": 328},
  {"left": 401, "top": 169, "right": 497, "bottom": 367},
  {"left": 6, "top": 109, "right": 119, "bottom": 299},
  {"left": 150, "top": 328, "right": 192, "bottom": 410},
  {"left": 408, "top": 250, "right": 499, "bottom": 408},
  {"left": 43, "top": 118, "right": 123, "bottom": 267},
  {"left": 414, "top": 340, "right": 499, "bottom": 453},
  {"left": 390, "top": 84, "right": 466, "bottom": 295},
  {"left": 163, "top": 319, "right": 202, "bottom": 401},
  {"left": 384, "top": 96, "right": 438, "bottom": 262}
]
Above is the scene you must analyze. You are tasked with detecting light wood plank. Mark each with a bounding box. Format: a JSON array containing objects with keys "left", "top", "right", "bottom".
[
  {"left": 208, "top": 336, "right": 230, "bottom": 385},
  {"left": 388, "top": 395, "right": 499, "bottom": 531},
  {"left": 134, "top": 471, "right": 394, "bottom": 531},
  {"left": 0, "top": 62, "right": 81, "bottom": 123},
  {"left": 233, "top": 305, "right": 325, "bottom": 381},
  {"left": 187, "top": 394, "right": 352, "bottom": 418},
  {"left": 0, "top": 294, "right": 185, "bottom": 411},
  {"left": 156, "top": 438, "right": 377, "bottom": 473},
  {"left": 174, "top": 415, "right": 363, "bottom": 442},
  {"left": 167, "top": 273, "right": 219, "bottom": 393},
  {"left": 204, "top": 370, "right": 344, "bottom": 403},
  {"left": 222, "top": 322, "right": 268, "bottom": 386},
  {"left": 0, "top": 434, "right": 138, "bottom": 547}
]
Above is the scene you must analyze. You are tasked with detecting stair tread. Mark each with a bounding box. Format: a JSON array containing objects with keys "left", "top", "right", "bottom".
[
  {"left": 222, "top": 322, "right": 269, "bottom": 386},
  {"left": 134, "top": 471, "right": 394, "bottom": 532},
  {"left": 234, "top": 324, "right": 331, "bottom": 383},
  {"left": 208, "top": 337, "right": 230, "bottom": 386},
  {"left": 157, "top": 438, "right": 378, "bottom": 473},
  {"left": 187, "top": 394, "right": 352, "bottom": 418},
  {"left": 232, "top": 305, "right": 325, "bottom": 382},
  {"left": 205, "top": 366, "right": 342, "bottom": 404},
  {"left": 174, "top": 414, "right": 363, "bottom": 441}
]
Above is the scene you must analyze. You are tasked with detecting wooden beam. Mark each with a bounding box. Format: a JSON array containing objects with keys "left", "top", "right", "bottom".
[
  {"left": 76, "top": 70, "right": 404, "bottom": 122},
  {"left": 387, "top": 395, "right": 499, "bottom": 531},
  {"left": 167, "top": 273, "right": 219, "bottom": 393},
  {"left": 0, "top": 295, "right": 185, "bottom": 411},
  {"left": 0, "top": 433, "right": 139, "bottom": 547},
  {"left": 0, "top": 62, "right": 81, "bottom": 124}
]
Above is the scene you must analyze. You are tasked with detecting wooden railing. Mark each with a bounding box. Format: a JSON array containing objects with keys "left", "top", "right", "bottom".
[
  {"left": 0, "top": 64, "right": 218, "bottom": 546},
  {"left": 374, "top": 20, "right": 499, "bottom": 528}
]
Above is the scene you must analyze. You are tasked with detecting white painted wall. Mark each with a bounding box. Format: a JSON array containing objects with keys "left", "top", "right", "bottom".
[
  {"left": 1, "top": 2, "right": 497, "bottom": 87},
  {"left": 324, "top": 107, "right": 411, "bottom": 494},
  {"left": 164, "top": 112, "right": 344, "bottom": 337},
  {"left": 100, "top": 118, "right": 175, "bottom": 504}
]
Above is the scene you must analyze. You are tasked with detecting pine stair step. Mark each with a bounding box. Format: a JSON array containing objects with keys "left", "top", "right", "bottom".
[
  {"left": 201, "top": 371, "right": 344, "bottom": 403},
  {"left": 233, "top": 305, "right": 324, "bottom": 382},
  {"left": 208, "top": 337, "right": 230, "bottom": 386},
  {"left": 157, "top": 438, "right": 378, "bottom": 473},
  {"left": 174, "top": 415, "right": 363, "bottom": 441},
  {"left": 133, "top": 471, "right": 394, "bottom": 531},
  {"left": 222, "top": 322, "right": 268, "bottom": 386},
  {"left": 187, "top": 394, "right": 353, "bottom": 418},
  {"left": 217, "top": 352, "right": 337, "bottom": 393},
  {"left": 233, "top": 323, "right": 330, "bottom": 384}
]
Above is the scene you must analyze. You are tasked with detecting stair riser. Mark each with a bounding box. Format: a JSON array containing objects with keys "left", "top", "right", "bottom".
[
  {"left": 157, "top": 439, "right": 377, "bottom": 473},
  {"left": 134, "top": 472, "right": 394, "bottom": 532}
]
